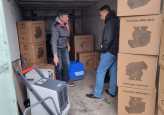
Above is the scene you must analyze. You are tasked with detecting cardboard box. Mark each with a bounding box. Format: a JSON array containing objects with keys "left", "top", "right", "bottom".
[
  {"left": 119, "top": 15, "right": 162, "bottom": 55},
  {"left": 158, "top": 92, "right": 164, "bottom": 115},
  {"left": 19, "top": 42, "right": 47, "bottom": 66},
  {"left": 117, "top": 53, "right": 158, "bottom": 90},
  {"left": 74, "top": 35, "right": 94, "bottom": 53},
  {"left": 78, "top": 52, "right": 99, "bottom": 70},
  {"left": 118, "top": 87, "right": 156, "bottom": 115},
  {"left": 158, "top": 69, "right": 164, "bottom": 115},
  {"left": 159, "top": 68, "right": 164, "bottom": 92},
  {"left": 159, "top": 21, "right": 164, "bottom": 67},
  {"left": 117, "top": 0, "right": 161, "bottom": 16},
  {"left": 17, "top": 21, "right": 45, "bottom": 43},
  {"left": 38, "top": 64, "right": 56, "bottom": 80}
]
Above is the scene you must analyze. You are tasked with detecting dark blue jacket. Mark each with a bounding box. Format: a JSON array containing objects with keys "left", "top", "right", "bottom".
[{"left": 100, "top": 12, "right": 119, "bottom": 56}]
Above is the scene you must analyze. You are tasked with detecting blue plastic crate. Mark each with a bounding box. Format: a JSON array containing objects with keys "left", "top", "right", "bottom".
[{"left": 69, "top": 61, "right": 85, "bottom": 81}]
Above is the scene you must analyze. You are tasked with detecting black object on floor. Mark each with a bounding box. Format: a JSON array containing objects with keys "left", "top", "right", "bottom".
[
  {"left": 86, "top": 94, "right": 100, "bottom": 99},
  {"left": 105, "top": 89, "right": 116, "bottom": 97},
  {"left": 24, "top": 98, "right": 30, "bottom": 108}
]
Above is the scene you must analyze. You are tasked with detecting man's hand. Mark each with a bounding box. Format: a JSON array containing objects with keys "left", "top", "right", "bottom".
[
  {"left": 53, "top": 54, "right": 59, "bottom": 66},
  {"left": 67, "top": 43, "right": 71, "bottom": 52}
]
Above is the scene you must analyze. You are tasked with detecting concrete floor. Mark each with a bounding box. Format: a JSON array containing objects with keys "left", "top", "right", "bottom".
[{"left": 68, "top": 70, "right": 117, "bottom": 115}]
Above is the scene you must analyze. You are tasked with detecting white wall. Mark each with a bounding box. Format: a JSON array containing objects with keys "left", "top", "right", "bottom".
[
  {"left": 3, "top": 0, "right": 21, "bottom": 61},
  {"left": 2, "top": 0, "right": 26, "bottom": 112},
  {"left": 82, "top": 0, "right": 117, "bottom": 49}
]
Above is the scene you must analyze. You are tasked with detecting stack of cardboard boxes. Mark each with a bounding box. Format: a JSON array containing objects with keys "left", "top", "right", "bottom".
[
  {"left": 17, "top": 21, "right": 47, "bottom": 67},
  {"left": 158, "top": 68, "right": 164, "bottom": 115},
  {"left": 117, "top": 0, "right": 162, "bottom": 115},
  {"left": 16, "top": 21, "right": 57, "bottom": 113},
  {"left": 158, "top": 3, "right": 164, "bottom": 114},
  {"left": 74, "top": 35, "right": 99, "bottom": 70}
]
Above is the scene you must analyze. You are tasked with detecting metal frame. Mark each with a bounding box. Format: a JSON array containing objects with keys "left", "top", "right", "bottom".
[{"left": 24, "top": 96, "right": 61, "bottom": 115}]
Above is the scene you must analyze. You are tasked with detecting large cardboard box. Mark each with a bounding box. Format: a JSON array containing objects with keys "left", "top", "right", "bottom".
[
  {"left": 119, "top": 15, "right": 162, "bottom": 55},
  {"left": 78, "top": 52, "right": 99, "bottom": 70},
  {"left": 159, "top": 21, "right": 164, "bottom": 67},
  {"left": 74, "top": 35, "right": 94, "bottom": 60},
  {"left": 17, "top": 21, "right": 45, "bottom": 43},
  {"left": 159, "top": 68, "right": 164, "bottom": 92},
  {"left": 74, "top": 35, "right": 94, "bottom": 53},
  {"left": 117, "top": 53, "right": 158, "bottom": 90},
  {"left": 118, "top": 87, "right": 156, "bottom": 115},
  {"left": 158, "top": 92, "right": 164, "bottom": 115},
  {"left": 117, "top": 0, "right": 161, "bottom": 16},
  {"left": 19, "top": 42, "right": 47, "bottom": 66}
]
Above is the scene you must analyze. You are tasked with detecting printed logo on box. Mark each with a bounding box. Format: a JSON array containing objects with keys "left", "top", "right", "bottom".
[
  {"left": 37, "top": 47, "right": 45, "bottom": 58},
  {"left": 125, "top": 96, "right": 146, "bottom": 113},
  {"left": 34, "top": 26, "right": 42, "bottom": 39},
  {"left": 159, "top": 99, "right": 164, "bottom": 114},
  {"left": 126, "top": 61, "right": 148, "bottom": 81},
  {"left": 128, "top": 26, "right": 151, "bottom": 48},
  {"left": 127, "top": 0, "right": 151, "bottom": 9}
]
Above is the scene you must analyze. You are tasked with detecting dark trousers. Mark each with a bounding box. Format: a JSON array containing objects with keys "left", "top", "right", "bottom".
[{"left": 55, "top": 48, "right": 70, "bottom": 82}]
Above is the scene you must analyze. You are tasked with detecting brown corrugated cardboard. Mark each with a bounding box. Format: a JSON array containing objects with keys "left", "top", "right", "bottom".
[
  {"left": 118, "top": 87, "right": 156, "bottom": 115},
  {"left": 19, "top": 42, "right": 47, "bottom": 66},
  {"left": 38, "top": 64, "right": 54, "bottom": 70},
  {"left": 158, "top": 92, "right": 164, "bottom": 115},
  {"left": 159, "top": 21, "right": 164, "bottom": 67},
  {"left": 74, "top": 35, "right": 94, "bottom": 53},
  {"left": 117, "top": 53, "right": 158, "bottom": 90},
  {"left": 117, "top": 0, "right": 161, "bottom": 16},
  {"left": 159, "top": 68, "right": 164, "bottom": 92},
  {"left": 78, "top": 52, "right": 99, "bottom": 70},
  {"left": 17, "top": 21, "right": 45, "bottom": 43},
  {"left": 119, "top": 15, "right": 162, "bottom": 56}
]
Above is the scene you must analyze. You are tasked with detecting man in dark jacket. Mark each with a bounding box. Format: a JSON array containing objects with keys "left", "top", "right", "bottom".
[{"left": 87, "top": 5, "right": 119, "bottom": 98}]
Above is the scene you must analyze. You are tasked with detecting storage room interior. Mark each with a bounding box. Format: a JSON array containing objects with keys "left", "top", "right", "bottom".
[
  {"left": 5, "top": 0, "right": 118, "bottom": 115},
  {"left": 6, "top": 0, "right": 117, "bottom": 62},
  {"left": 2, "top": 0, "right": 164, "bottom": 115}
]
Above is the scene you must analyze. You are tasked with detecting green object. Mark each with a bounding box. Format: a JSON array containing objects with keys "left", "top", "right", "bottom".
[
  {"left": 106, "top": 101, "right": 112, "bottom": 105},
  {"left": 104, "top": 98, "right": 113, "bottom": 105},
  {"left": 0, "top": 1, "right": 18, "bottom": 115}
]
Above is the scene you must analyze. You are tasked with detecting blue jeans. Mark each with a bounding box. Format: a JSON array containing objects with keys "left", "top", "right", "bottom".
[
  {"left": 56, "top": 48, "right": 70, "bottom": 82},
  {"left": 94, "top": 52, "right": 117, "bottom": 98}
]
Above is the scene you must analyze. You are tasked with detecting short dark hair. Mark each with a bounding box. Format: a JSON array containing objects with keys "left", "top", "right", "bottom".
[{"left": 99, "top": 5, "right": 111, "bottom": 12}]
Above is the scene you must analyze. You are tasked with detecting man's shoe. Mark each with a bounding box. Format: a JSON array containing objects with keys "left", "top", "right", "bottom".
[
  {"left": 68, "top": 82, "right": 75, "bottom": 87},
  {"left": 105, "top": 90, "right": 116, "bottom": 97},
  {"left": 86, "top": 94, "right": 100, "bottom": 99}
]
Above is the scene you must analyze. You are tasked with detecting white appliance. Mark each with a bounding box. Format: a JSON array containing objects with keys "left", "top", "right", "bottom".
[{"left": 25, "top": 69, "right": 70, "bottom": 115}]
